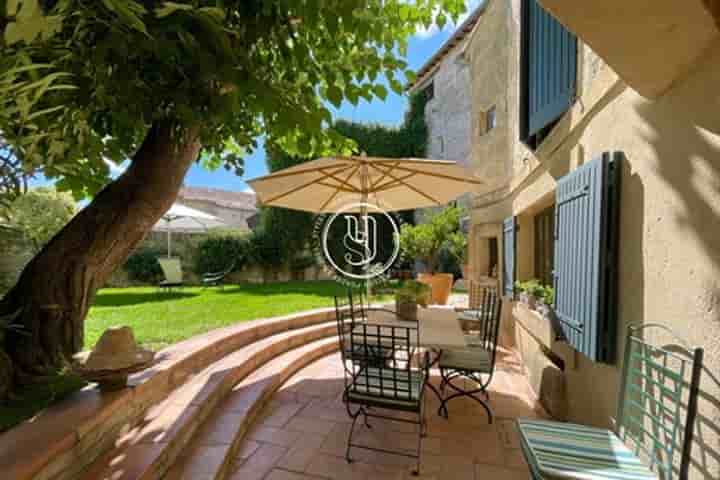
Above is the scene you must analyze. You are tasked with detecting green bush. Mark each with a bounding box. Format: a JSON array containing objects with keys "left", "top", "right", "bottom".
[
  {"left": 124, "top": 248, "right": 164, "bottom": 283},
  {"left": 194, "top": 233, "right": 248, "bottom": 275}
]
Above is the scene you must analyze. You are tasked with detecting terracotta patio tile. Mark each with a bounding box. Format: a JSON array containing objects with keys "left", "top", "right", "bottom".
[
  {"left": 248, "top": 425, "right": 304, "bottom": 447},
  {"left": 229, "top": 443, "right": 288, "bottom": 480},
  {"left": 474, "top": 463, "right": 528, "bottom": 480},
  {"left": 265, "top": 468, "right": 322, "bottom": 480},
  {"left": 276, "top": 435, "right": 326, "bottom": 473},
  {"left": 285, "top": 416, "right": 338, "bottom": 436},
  {"left": 258, "top": 401, "right": 305, "bottom": 428},
  {"left": 503, "top": 448, "right": 530, "bottom": 471},
  {"left": 305, "top": 452, "right": 370, "bottom": 479},
  {"left": 235, "top": 439, "right": 262, "bottom": 461}
]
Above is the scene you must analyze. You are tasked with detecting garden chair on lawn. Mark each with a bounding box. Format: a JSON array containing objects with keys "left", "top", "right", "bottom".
[
  {"left": 201, "top": 261, "right": 235, "bottom": 289},
  {"left": 158, "top": 258, "right": 184, "bottom": 292},
  {"left": 338, "top": 318, "right": 430, "bottom": 476},
  {"left": 438, "top": 285, "right": 501, "bottom": 422},
  {"left": 517, "top": 324, "right": 703, "bottom": 480}
]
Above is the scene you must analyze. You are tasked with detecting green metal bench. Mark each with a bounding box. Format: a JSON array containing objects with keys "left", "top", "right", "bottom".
[{"left": 517, "top": 324, "right": 703, "bottom": 480}]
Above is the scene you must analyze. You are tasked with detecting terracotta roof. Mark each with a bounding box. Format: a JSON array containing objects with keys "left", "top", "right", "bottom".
[
  {"left": 179, "top": 186, "right": 257, "bottom": 211},
  {"left": 407, "top": 3, "right": 488, "bottom": 93}
]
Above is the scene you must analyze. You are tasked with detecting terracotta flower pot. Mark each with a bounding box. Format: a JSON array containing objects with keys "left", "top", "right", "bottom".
[{"left": 417, "top": 273, "right": 454, "bottom": 305}]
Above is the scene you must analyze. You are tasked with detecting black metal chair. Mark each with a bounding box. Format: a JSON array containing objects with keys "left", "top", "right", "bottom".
[
  {"left": 517, "top": 324, "right": 704, "bottom": 480},
  {"left": 438, "top": 286, "right": 501, "bottom": 422},
  {"left": 338, "top": 316, "right": 430, "bottom": 476}
]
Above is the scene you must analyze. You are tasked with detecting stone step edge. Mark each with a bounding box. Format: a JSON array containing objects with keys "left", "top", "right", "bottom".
[
  {"left": 0, "top": 306, "right": 340, "bottom": 480},
  {"left": 174, "top": 336, "right": 340, "bottom": 480},
  {"left": 77, "top": 322, "right": 339, "bottom": 480}
]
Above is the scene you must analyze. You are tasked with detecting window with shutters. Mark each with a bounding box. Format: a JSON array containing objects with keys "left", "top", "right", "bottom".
[
  {"left": 534, "top": 205, "right": 555, "bottom": 287},
  {"left": 553, "top": 152, "right": 621, "bottom": 363},
  {"left": 520, "top": 0, "right": 577, "bottom": 149},
  {"left": 502, "top": 217, "right": 516, "bottom": 297}
]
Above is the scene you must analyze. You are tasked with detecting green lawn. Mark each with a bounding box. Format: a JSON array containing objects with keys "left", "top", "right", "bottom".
[
  {"left": 86, "top": 281, "right": 370, "bottom": 349},
  {"left": 3, "top": 281, "right": 366, "bottom": 433}
]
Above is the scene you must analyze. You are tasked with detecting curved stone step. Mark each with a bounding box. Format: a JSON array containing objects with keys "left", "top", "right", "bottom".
[
  {"left": 79, "top": 323, "right": 338, "bottom": 480},
  {"left": 165, "top": 336, "right": 339, "bottom": 480},
  {"left": 0, "top": 307, "right": 339, "bottom": 480}
]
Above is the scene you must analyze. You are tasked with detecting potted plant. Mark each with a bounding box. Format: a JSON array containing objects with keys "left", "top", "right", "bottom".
[
  {"left": 536, "top": 285, "right": 555, "bottom": 316},
  {"left": 395, "top": 280, "right": 431, "bottom": 321},
  {"left": 515, "top": 279, "right": 543, "bottom": 309},
  {"left": 446, "top": 231, "right": 469, "bottom": 279},
  {"left": 399, "top": 207, "right": 462, "bottom": 305}
]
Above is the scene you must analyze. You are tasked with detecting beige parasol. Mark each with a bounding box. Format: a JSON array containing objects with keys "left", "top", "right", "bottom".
[{"left": 247, "top": 156, "right": 482, "bottom": 213}]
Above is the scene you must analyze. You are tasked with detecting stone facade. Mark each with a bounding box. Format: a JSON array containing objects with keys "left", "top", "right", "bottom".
[
  {"left": 177, "top": 186, "right": 258, "bottom": 231},
  {"left": 414, "top": 1, "right": 720, "bottom": 477}
]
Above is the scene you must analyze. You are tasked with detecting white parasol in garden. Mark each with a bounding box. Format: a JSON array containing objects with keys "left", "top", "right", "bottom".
[{"left": 153, "top": 203, "right": 226, "bottom": 257}]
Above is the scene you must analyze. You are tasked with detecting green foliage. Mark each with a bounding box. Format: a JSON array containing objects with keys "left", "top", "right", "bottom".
[
  {"left": 123, "top": 247, "right": 164, "bottom": 283},
  {"left": 514, "top": 279, "right": 554, "bottom": 304},
  {"left": 194, "top": 233, "right": 248, "bottom": 275},
  {"left": 8, "top": 187, "right": 75, "bottom": 251},
  {"left": 396, "top": 280, "right": 431, "bottom": 307},
  {"left": 0, "top": 1, "right": 466, "bottom": 198},
  {"left": 445, "top": 231, "right": 468, "bottom": 264},
  {"left": 259, "top": 144, "right": 316, "bottom": 265},
  {"left": 399, "top": 206, "right": 462, "bottom": 273},
  {"left": 290, "top": 255, "right": 316, "bottom": 271},
  {"left": 246, "top": 228, "right": 283, "bottom": 268}
]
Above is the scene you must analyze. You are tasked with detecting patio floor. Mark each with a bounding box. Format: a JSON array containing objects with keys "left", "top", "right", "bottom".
[{"left": 229, "top": 347, "right": 547, "bottom": 480}]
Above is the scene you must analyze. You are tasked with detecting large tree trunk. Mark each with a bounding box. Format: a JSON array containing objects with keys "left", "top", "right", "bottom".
[{"left": 0, "top": 121, "right": 200, "bottom": 393}]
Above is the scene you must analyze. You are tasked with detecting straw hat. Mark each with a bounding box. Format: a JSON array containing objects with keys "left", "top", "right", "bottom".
[{"left": 74, "top": 326, "right": 154, "bottom": 371}]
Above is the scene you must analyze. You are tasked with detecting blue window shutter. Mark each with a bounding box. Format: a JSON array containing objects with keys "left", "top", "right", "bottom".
[
  {"left": 553, "top": 153, "right": 621, "bottom": 363},
  {"left": 503, "top": 217, "right": 516, "bottom": 297},
  {"left": 523, "top": 0, "right": 577, "bottom": 138}
]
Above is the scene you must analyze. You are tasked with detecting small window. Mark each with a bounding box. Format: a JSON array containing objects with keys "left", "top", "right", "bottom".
[
  {"left": 534, "top": 205, "right": 555, "bottom": 287},
  {"left": 437, "top": 136, "right": 444, "bottom": 153},
  {"left": 423, "top": 81, "right": 434, "bottom": 101},
  {"left": 486, "top": 106, "right": 497, "bottom": 133}
]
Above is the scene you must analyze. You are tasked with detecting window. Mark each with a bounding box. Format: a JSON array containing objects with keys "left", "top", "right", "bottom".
[
  {"left": 553, "top": 152, "right": 621, "bottom": 363},
  {"left": 437, "top": 136, "right": 444, "bottom": 153},
  {"left": 422, "top": 81, "right": 434, "bottom": 101},
  {"left": 520, "top": 0, "right": 577, "bottom": 148},
  {"left": 534, "top": 205, "right": 555, "bottom": 287},
  {"left": 486, "top": 106, "right": 497, "bottom": 133}
]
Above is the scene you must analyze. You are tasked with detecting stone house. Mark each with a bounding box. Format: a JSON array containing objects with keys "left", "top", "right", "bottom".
[
  {"left": 411, "top": 1, "right": 720, "bottom": 478},
  {"left": 177, "top": 186, "right": 258, "bottom": 231}
]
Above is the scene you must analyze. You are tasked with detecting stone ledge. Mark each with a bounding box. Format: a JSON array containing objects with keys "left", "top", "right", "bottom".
[{"left": 0, "top": 306, "right": 338, "bottom": 480}]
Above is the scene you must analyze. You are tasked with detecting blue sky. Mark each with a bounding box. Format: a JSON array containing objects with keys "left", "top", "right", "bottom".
[
  {"left": 36, "top": 2, "right": 482, "bottom": 195},
  {"left": 188, "top": 29, "right": 456, "bottom": 193}
]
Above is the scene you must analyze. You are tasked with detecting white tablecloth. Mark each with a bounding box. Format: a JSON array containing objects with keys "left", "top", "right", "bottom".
[{"left": 364, "top": 306, "right": 466, "bottom": 349}]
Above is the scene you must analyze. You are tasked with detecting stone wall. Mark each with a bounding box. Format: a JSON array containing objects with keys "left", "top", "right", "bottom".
[{"left": 462, "top": 1, "right": 720, "bottom": 476}]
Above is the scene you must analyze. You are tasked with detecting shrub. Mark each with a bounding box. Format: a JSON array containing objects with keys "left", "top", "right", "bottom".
[
  {"left": 399, "top": 206, "right": 462, "bottom": 273},
  {"left": 124, "top": 248, "right": 164, "bottom": 283},
  {"left": 194, "top": 233, "right": 248, "bottom": 275}
]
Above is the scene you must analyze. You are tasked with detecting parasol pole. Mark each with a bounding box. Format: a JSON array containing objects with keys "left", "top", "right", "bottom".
[{"left": 360, "top": 156, "right": 371, "bottom": 302}]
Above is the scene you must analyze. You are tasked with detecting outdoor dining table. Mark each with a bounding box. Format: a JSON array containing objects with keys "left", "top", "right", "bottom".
[{"left": 354, "top": 305, "right": 470, "bottom": 415}]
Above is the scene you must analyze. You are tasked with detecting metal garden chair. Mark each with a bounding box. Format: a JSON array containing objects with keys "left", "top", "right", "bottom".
[
  {"left": 438, "top": 286, "right": 501, "bottom": 422},
  {"left": 338, "top": 317, "right": 430, "bottom": 476},
  {"left": 517, "top": 324, "right": 703, "bottom": 480},
  {"left": 201, "top": 260, "right": 235, "bottom": 289}
]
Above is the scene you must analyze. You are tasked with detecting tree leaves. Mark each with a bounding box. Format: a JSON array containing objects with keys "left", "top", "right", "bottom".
[{"left": 0, "top": 0, "right": 466, "bottom": 196}]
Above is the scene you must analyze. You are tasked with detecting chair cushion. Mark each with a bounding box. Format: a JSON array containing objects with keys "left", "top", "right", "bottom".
[
  {"left": 347, "top": 367, "right": 424, "bottom": 407},
  {"left": 517, "top": 419, "right": 658, "bottom": 480},
  {"left": 439, "top": 347, "right": 491, "bottom": 372}
]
